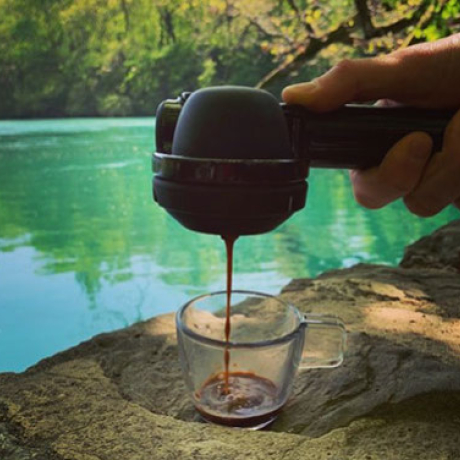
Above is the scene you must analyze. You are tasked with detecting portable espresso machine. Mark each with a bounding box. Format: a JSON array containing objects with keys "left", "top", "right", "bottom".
[{"left": 152, "top": 86, "right": 453, "bottom": 235}]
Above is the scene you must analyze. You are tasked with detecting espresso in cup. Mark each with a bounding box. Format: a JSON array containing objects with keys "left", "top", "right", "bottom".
[{"left": 196, "top": 371, "right": 280, "bottom": 428}]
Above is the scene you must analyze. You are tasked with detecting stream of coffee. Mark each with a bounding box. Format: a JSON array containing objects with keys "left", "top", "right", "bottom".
[
  {"left": 223, "top": 234, "right": 237, "bottom": 394},
  {"left": 195, "top": 235, "right": 280, "bottom": 427}
]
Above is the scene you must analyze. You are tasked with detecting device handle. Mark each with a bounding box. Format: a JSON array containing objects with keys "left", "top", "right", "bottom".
[{"left": 283, "top": 104, "right": 457, "bottom": 169}]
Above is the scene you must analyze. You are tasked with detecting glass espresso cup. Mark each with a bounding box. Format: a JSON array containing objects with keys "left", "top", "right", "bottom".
[{"left": 176, "top": 290, "right": 346, "bottom": 429}]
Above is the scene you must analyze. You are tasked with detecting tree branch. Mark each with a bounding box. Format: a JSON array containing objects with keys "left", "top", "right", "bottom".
[
  {"left": 158, "top": 7, "right": 176, "bottom": 44},
  {"left": 120, "top": 0, "right": 130, "bottom": 32},
  {"left": 285, "top": 0, "right": 314, "bottom": 35},
  {"left": 398, "top": 0, "right": 448, "bottom": 48},
  {"left": 354, "top": 0, "right": 375, "bottom": 38},
  {"left": 373, "top": 0, "right": 435, "bottom": 38},
  {"left": 256, "top": 18, "right": 356, "bottom": 89},
  {"left": 246, "top": 16, "right": 294, "bottom": 45},
  {"left": 257, "top": 0, "right": 437, "bottom": 89},
  {"left": 285, "top": 0, "right": 301, "bottom": 20}
]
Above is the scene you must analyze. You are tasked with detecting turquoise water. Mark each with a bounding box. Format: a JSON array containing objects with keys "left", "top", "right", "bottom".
[{"left": 0, "top": 118, "right": 458, "bottom": 372}]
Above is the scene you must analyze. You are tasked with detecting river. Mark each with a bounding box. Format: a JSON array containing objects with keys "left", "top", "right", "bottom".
[{"left": 0, "top": 118, "right": 457, "bottom": 371}]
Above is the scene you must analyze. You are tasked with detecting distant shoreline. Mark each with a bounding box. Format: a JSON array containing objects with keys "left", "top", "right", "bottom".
[{"left": 0, "top": 115, "right": 157, "bottom": 122}]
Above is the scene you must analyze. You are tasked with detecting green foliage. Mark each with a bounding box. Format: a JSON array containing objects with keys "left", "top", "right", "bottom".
[
  {"left": 413, "top": 0, "right": 460, "bottom": 41},
  {"left": 198, "top": 59, "right": 217, "bottom": 87},
  {"left": 0, "top": 0, "right": 458, "bottom": 118}
]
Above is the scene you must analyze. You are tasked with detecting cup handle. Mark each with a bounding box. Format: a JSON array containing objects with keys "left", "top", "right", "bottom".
[{"left": 299, "top": 314, "right": 347, "bottom": 369}]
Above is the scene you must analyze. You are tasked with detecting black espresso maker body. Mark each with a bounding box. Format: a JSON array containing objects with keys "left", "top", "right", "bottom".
[{"left": 153, "top": 86, "right": 453, "bottom": 236}]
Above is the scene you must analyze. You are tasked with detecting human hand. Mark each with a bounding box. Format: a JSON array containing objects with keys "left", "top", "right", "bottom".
[{"left": 282, "top": 33, "right": 460, "bottom": 216}]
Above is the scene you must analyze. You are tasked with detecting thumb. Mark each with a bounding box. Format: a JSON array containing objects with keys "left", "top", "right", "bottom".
[{"left": 282, "top": 55, "right": 408, "bottom": 112}]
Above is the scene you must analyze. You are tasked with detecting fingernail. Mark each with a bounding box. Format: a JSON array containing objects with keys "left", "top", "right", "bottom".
[{"left": 282, "top": 81, "right": 319, "bottom": 102}]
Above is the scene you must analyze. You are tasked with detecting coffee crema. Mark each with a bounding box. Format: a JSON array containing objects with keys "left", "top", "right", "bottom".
[{"left": 196, "top": 371, "right": 281, "bottom": 427}]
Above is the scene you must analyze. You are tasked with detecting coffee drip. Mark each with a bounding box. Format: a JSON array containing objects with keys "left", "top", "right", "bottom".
[
  {"left": 195, "top": 235, "right": 281, "bottom": 425},
  {"left": 223, "top": 235, "right": 237, "bottom": 394}
]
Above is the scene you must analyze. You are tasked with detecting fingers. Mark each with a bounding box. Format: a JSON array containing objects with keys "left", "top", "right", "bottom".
[
  {"left": 282, "top": 57, "right": 403, "bottom": 112},
  {"left": 351, "top": 109, "right": 460, "bottom": 216},
  {"left": 282, "top": 34, "right": 460, "bottom": 216},
  {"left": 404, "top": 109, "right": 460, "bottom": 216},
  {"left": 350, "top": 132, "right": 433, "bottom": 209},
  {"left": 282, "top": 33, "right": 460, "bottom": 112}
]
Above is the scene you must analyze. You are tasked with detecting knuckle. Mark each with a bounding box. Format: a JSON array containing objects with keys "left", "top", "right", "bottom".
[
  {"left": 333, "top": 58, "right": 356, "bottom": 74},
  {"left": 332, "top": 59, "right": 360, "bottom": 97}
]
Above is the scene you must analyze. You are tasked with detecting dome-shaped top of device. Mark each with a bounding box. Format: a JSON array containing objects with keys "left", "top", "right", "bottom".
[{"left": 172, "top": 86, "right": 292, "bottom": 160}]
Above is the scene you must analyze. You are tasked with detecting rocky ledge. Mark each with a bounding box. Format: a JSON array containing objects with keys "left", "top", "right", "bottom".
[{"left": 2, "top": 220, "right": 460, "bottom": 460}]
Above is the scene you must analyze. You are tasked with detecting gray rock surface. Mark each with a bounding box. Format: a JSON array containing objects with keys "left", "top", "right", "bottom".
[
  {"left": 1, "top": 219, "right": 460, "bottom": 459},
  {"left": 400, "top": 220, "right": 460, "bottom": 271}
]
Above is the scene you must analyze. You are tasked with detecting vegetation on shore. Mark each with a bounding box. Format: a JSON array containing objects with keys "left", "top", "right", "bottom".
[{"left": 1, "top": 0, "right": 459, "bottom": 118}]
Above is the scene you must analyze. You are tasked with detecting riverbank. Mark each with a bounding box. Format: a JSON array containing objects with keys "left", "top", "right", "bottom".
[{"left": 1, "top": 220, "right": 460, "bottom": 459}]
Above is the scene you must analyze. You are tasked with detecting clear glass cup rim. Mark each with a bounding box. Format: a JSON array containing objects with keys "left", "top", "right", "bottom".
[{"left": 176, "top": 289, "right": 305, "bottom": 349}]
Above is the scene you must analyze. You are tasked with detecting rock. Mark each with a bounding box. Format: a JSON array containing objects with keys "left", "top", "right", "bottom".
[
  {"left": 2, "top": 220, "right": 460, "bottom": 459},
  {"left": 400, "top": 218, "right": 460, "bottom": 271}
]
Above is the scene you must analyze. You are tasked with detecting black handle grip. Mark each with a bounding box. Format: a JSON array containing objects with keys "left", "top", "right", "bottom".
[{"left": 283, "top": 104, "right": 457, "bottom": 169}]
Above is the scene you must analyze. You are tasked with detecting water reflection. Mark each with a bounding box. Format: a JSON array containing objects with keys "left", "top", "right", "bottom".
[{"left": 0, "top": 118, "right": 458, "bottom": 371}]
